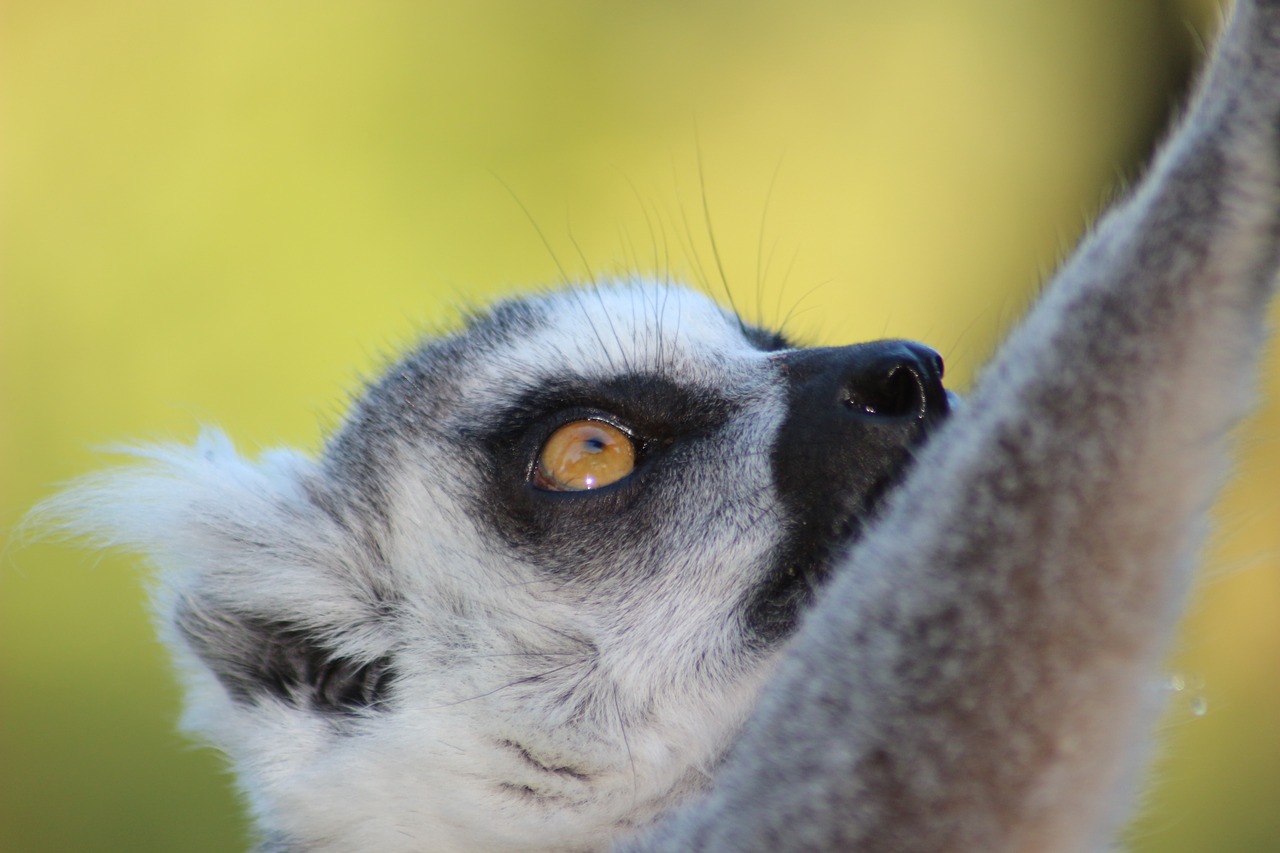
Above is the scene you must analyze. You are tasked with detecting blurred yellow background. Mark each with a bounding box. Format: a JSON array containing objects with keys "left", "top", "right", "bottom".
[{"left": 3, "top": 1, "right": 1277, "bottom": 851}]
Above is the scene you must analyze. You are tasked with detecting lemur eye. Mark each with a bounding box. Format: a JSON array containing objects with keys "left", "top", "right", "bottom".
[{"left": 534, "top": 420, "right": 636, "bottom": 491}]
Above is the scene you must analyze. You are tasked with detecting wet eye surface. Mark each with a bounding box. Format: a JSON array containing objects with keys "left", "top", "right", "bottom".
[{"left": 533, "top": 420, "right": 636, "bottom": 491}]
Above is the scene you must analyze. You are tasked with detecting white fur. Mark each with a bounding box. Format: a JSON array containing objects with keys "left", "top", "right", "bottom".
[
  {"left": 37, "top": 3, "right": 1280, "bottom": 851},
  {"left": 45, "top": 284, "right": 799, "bottom": 851}
]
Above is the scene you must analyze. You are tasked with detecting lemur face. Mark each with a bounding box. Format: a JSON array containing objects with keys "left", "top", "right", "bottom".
[
  {"left": 324, "top": 281, "right": 950, "bottom": 668},
  {"left": 81, "top": 282, "right": 950, "bottom": 851}
]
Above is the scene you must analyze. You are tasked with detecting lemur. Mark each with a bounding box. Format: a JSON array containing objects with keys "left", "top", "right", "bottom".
[{"left": 40, "top": 1, "right": 1280, "bottom": 851}]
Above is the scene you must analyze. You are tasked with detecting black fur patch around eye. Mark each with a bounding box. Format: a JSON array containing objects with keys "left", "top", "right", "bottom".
[
  {"left": 175, "top": 604, "right": 395, "bottom": 716},
  {"left": 468, "top": 373, "right": 741, "bottom": 570}
]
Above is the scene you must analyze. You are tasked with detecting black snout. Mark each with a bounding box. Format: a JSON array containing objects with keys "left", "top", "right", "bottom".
[
  {"left": 749, "top": 340, "right": 950, "bottom": 642},
  {"left": 775, "top": 340, "right": 949, "bottom": 468},
  {"left": 772, "top": 340, "right": 949, "bottom": 521},
  {"left": 836, "top": 342, "right": 949, "bottom": 421}
]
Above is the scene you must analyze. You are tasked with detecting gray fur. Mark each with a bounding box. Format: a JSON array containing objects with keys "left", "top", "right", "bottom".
[
  {"left": 34, "top": 2, "right": 1280, "bottom": 851},
  {"left": 621, "top": 2, "right": 1280, "bottom": 850}
]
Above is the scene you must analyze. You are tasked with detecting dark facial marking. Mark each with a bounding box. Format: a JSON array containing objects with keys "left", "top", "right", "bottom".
[
  {"left": 498, "top": 739, "right": 593, "bottom": 781},
  {"left": 748, "top": 340, "right": 951, "bottom": 643},
  {"left": 469, "top": 372, "right": 740, "bottom": 577},
  {"left": 176, "top": 604, "right": 396, "bottom": 716}
]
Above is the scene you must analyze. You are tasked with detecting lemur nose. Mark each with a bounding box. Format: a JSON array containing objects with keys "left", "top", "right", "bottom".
[
  {"left": 839, "top": 342, "right": 948, "bottom": 421},
  {"left": 765, "top": 338, "right": 953, "bottom": 643}
]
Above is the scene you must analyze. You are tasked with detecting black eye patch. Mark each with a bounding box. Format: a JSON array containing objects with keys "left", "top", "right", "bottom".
[{"left": 464, "top": 373, "right": 740, "bottom": 569}]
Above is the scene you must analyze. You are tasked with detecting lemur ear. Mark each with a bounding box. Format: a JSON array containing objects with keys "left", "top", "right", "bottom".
[
  {"left": 171, "top": 605, "right": 396, "bottom": 715},
  {"left": 36, "top": 430, "right": 397, "bottom": 716}
]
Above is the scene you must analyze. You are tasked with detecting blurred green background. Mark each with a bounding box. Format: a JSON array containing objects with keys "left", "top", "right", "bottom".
[{"left": 3, "top": 1, "right": 1278, "bottom": 850}]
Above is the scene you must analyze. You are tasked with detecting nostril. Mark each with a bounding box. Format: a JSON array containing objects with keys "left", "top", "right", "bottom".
[{"left": 842, "top": 363, "right": 926, "bottom": 418}]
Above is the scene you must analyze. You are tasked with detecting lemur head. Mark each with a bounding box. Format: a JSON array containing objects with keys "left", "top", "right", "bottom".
[{"left": 58, "top": 281, "right": 949, "bottom": 851}]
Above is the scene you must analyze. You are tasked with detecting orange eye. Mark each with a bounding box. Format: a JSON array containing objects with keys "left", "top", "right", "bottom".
[{"left": 534, "top": 420, "right": 636, "bottom": 491}]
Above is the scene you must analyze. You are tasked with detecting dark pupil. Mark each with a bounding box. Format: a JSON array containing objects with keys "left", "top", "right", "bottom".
[{"left": 585, "top": 437, "right": 606, "bottom": 452}]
